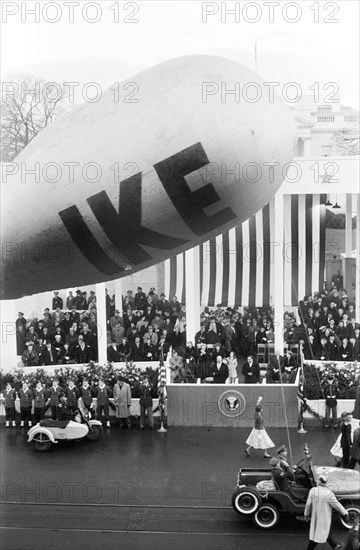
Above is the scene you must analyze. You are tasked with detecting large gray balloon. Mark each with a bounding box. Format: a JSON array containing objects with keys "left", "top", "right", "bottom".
[{"left": 1, "top": 55, "right": 297, "bottom": 299}]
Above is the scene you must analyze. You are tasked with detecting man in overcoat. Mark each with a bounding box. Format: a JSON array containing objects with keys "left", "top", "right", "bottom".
[
  {"left": 304, "top": 474, "right": 347, "bottom": 549},
  {"left": 113, "top": 376, "right": 132, "bottom": 429}
]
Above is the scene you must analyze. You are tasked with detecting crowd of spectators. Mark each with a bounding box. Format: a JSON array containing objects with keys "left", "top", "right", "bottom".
[
  {"left": 17, "top": 290, "right": 98, "bottom": 366},
  {"left": 106, "top": 287, "right": 186, "bottom": 363},
  {"left": 17, "top": 277, "right": 359, "bottom": 383},
  {"left": 294, "top": 286, "right": 359, "bottom": 363}
]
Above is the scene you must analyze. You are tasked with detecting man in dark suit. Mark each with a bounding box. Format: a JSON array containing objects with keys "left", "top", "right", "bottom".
[
  {"left": 52, "top": 291, "right": 63, "bottom": 310},
  {"left": 139, "top": 377, "right": 154, "bottom": 429},
  {"left": 47, "top": 378, "right": 65, "bottom": 419},
  {"left": 339, "top": 337, "right": 353, "bottom": 361},
  {"left": 130, "top": 337, "right": 144, "bottom": 361},
  {"left": 242, "top": 355, "right": 260, "bottom": 384},
  {"left": 212, "top": 355, "right": 229, "bottom": 384},
  {"left": 107, "top": 341, "right": 121, "bottom": 362},
  {"left": 340, "top": 413, "right": 353, "bottom": 468},
  {"left": 74, "top": 336, "right": 93, "bottom": 363},
  {"left": 156, "top": 335, "right": 169, "bottom": 361},
  {"left": 316, "top": 337, "right": 330, "bottom": 361},
  {"left": 266, "top": 352, "right": 284, "bottom": 383},
  {"left": 133, "top": 287, "right": 147, "bottom": 311},
  {"left": 328, "top": 334, "right": 340, "bottom": 361},
  {"left": 348, "top": 421, "right": 360, "bottom": 469},
  {"left": 42, "top": 342, "right": 58, "bottom": 365},
  {"left": 323, "top": 372, "right": 340, "bottom": 428},
  {"left": 352, "top": 328, "right": 360, "bottom": 361}
]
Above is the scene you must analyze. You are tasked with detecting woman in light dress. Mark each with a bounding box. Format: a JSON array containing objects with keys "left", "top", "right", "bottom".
[
  {"left": 227, "top": 351, "right": 238, "bottom": 383},
  {"left": 245, "top": 397, "right": 275, "bottom": 458}
]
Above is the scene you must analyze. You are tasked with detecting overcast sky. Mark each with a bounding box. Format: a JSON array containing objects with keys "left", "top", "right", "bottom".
[{"left": 1, "top": 0, "right": 359, "bottom": 107}]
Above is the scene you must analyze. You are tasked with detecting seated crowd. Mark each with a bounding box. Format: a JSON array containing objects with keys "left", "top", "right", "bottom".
[
  {"left": 106, "top": 287, "right": 186, "bottom": 363},
  {"left": 17, "top": 278, "right": 359, "bottom": 381},
  {"left": 17, "top": 290, "right": 99, "bottom": 365},
  {"left": 295, "top": 286, "right": 359, "bottom": 362}
]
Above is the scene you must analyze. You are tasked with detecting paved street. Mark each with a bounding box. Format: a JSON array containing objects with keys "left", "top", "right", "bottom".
[{"left": 0, "top": 423, "right": 355, "bottom": 550}]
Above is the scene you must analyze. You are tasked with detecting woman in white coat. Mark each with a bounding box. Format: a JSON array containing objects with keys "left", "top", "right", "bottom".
[
  {"left": 304, "top": 473, "right": 348, "bottom": 549},
  {"left": 113, "top": 376, "right": 132, "bottom": 429}
]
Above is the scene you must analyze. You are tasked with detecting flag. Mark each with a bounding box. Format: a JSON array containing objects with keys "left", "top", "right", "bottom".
[{"left": 164, "top": 194, "right": 326, "bottom": 308}]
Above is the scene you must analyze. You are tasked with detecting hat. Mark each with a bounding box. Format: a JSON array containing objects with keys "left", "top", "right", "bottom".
[
  {"left": 269, "top": 457, "right": 279, "bottom": 467},
  {"left": 160, "top": 293, "right": 166, "bottom": 297},
  {"left": 318, "top": 473, "right": 328, "bottom": 483},
  {"left": 150, "top": 287, "right": 156, "bottom": 291},
  {"left": 276, "top": 445, "right": 288, "bottom": 454},
  {"left": 76, "top": 290, "right": 81, "bottom": 294},
  {"left": 137, "top": 286, "right": 142, "bottom": 290},
  {"left": 18, "top": 311, "right": 24, "bottom": 315}
]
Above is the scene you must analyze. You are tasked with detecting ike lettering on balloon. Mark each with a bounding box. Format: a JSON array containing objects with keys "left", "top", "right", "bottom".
[{"left": 59, "top": 142, "right": 236, "bottom": 274}]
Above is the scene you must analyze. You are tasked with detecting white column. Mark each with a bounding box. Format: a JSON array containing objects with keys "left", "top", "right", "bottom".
[
  {"left": 356, "top": 193, "right": 360, "bottom": 324},
  {"left": 273, "top": 191, "right": 284, "bottom": 353},
  {"left": 303, "top": 138, "right": 311, "bottom": 157},
  {"left": 114, "top": 278, "right": 123, "bottom": 316},
  {"left": 185, "top": 247, "right": 200, "bottom": 344},
  {"left": 0, "top": 299, "right": 19, "bottom": 372},
  {"left": 96, "top": 282, "right": 107, "bottom": 364},
  {"left": 345, "top": 194, "right": 353, "bottom": 258}
]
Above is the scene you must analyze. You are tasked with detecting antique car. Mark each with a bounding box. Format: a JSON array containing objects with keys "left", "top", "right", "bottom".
[{"left": 232, "top": 445, "right": 360, "bottom": 529}]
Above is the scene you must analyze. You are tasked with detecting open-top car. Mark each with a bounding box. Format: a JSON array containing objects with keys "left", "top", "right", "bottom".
[{"left": 232, "top": 444, "right": 360, "bottom": 530}]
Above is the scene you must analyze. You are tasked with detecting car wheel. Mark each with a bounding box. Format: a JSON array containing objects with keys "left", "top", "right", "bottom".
[
  {"left": 340, "top": 504, "right": 360, "bottom": 529},
  {"left": 252, "top": 503, "right": 280, "bottom": 529},
  {"left": 32, "top": 433, "right": 52, "bottom": 452},
  {"left": 232, "top": 488, "right": 262, "bottom": 515},
  {"left": 87, "top": 425, "right": 102, "bottom": 441}
]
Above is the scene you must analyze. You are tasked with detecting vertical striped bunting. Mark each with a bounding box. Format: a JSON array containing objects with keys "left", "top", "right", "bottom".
[
  {"left": 291, "top": 195, "right": 299, "bottom": 306},
  {"left": 262, "top": 204, "right": 271, "bottom": 306},
  {"left": 283, "top": 195, "right": 292, "bottom": 306},
  {"left": 305, "top": 195, "right": 313, "bottom": 297},
  {"left": 318, "top": 194, "right": 327, "bottom": 292},
  {"left": 164, "top": 195, "right": 326, "bottom": 307}
]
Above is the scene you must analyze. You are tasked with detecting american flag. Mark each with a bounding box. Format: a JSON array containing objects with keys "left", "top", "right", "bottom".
[{"left": 165, "top": 194, "right": 326, "bottom": 307}]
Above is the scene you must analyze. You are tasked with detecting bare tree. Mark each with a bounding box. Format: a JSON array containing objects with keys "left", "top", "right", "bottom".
[
  {"left": 332, "top": 127, "right": 360, "bottom": 156},
  {"left": 1, "top": 74, "right": 67, "bottom": 161}
]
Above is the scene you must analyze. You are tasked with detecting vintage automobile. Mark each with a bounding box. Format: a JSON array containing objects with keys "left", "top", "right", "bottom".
[
  {"left": 232, "top": 444, "right": 360, "bottom": 530},
  {"left": 27, "top": 398, "right": 102, "bottom": 451}
]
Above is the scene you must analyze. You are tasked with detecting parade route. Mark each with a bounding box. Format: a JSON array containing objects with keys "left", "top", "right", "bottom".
[
  {"left": 1, "top": 424, "right": 355, "bottom": 549},
  {"left": 0, "top": 501, "right": 324, "bottom": 550}
]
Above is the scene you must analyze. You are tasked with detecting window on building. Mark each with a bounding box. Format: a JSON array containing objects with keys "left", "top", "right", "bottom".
[
  {"left": 344, "top": 115, "right": 359, "bottom": 122},
  {"left": 321, "top": 145, "right": 332, "bottom": 157},
  {"left": 317, "top": 116, "right": 335, "bottom": 122}
]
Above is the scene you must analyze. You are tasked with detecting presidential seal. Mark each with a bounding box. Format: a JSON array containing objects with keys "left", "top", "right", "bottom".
[{"left": 218, "top": 391, "right": 246, "bottom": 418}]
